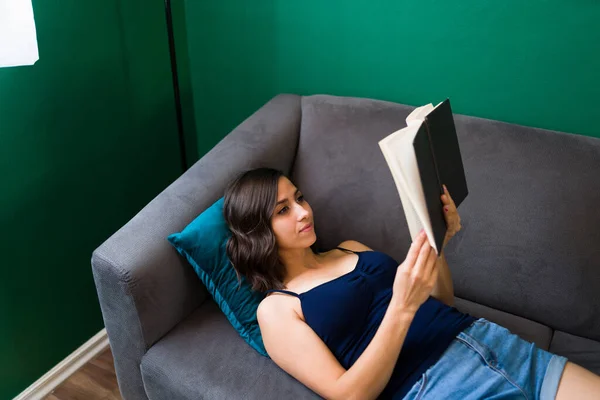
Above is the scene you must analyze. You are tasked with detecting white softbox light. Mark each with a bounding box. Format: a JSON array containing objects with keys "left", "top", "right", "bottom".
[{"left": 0, "top": 0, "right": 39, "bottom": 68}]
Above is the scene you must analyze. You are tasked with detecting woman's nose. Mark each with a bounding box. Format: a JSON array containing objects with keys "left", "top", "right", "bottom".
[{"left": 295, "top": 203, "right": 309, "bottom": 219}]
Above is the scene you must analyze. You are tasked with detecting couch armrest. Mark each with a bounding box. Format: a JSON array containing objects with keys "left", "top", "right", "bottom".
[{"left": 91, "top": 93, "right": 301, "bottom": 400}]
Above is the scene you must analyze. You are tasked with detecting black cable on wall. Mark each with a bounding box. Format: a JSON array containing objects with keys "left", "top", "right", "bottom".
[{"left": 164, "top": 0, "right": 188, "bottom": 172}]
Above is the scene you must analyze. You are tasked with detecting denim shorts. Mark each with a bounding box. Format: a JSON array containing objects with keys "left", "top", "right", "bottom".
[{"left": 402, "top": 317, "right": 568, "bottom": 400}]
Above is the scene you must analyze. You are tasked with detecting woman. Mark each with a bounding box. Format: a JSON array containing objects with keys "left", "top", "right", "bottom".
[{"left": 223, "top": 167, "right": 600, "bottom": 400}]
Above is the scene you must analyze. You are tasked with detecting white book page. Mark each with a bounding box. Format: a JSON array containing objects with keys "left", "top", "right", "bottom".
[
  {"left": 406, "top": 104, "right": 434, "bottom": 126},
  {"left": 379, "top": 124, "right": 437, "bottom": 252},
  {"left": 405, "top": 101, "right": 446, "bottom": 126},
  {"left": 379, "top": 132, "right": 423, "bottom": 242}
]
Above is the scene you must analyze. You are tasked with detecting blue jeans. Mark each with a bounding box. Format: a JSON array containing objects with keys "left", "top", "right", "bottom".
[{"left": 402, "top": 317, "right": 568, "bottom": 399}]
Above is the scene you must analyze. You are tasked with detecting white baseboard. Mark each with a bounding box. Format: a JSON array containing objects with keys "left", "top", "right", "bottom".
[{"left": 14, "top": 328, "right": 110, "bottom": 400}]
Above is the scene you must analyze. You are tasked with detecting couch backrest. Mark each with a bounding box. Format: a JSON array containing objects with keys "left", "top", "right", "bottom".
[{"left": 291, "top": 94, "right": 600, "bottom": 341}]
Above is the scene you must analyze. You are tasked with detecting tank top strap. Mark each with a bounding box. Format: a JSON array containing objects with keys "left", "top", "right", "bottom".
[
  {"left": 336, "top": 246, "right": 358, "bottom": 254},
  {"left": 265, "top": 289, "right": 300, "bottom": 298}
]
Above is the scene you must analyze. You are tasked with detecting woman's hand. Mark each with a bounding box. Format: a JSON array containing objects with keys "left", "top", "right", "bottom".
[
  {"left": 392, "top": 230, "right": 439, "bottom": 314},
  {"left": 441, "top": 184, "right": 462, "bottom": 246}
]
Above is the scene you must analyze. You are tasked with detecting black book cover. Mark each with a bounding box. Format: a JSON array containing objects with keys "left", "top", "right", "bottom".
[{"left": 412, "top": 99, "right": 469, "bottom": 253}]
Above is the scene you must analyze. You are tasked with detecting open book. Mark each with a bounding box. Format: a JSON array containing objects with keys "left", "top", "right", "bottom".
[{"left": 378, "top": 99, "right": 468, "bottom": 254}]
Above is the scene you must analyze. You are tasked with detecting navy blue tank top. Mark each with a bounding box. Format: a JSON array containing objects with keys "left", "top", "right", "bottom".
[{"left": 266, "top": 247, "right": 476, "bottom": 399}]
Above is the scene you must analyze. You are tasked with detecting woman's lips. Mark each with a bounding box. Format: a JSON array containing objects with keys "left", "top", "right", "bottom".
[{"left": 300, "top": 224, "right": 313, "bottom": 232}]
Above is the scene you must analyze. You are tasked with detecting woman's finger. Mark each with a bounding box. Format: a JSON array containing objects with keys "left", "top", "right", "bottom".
[
  {"left": 404, "top": 230, "right": 428, "bottom": 268},
  {"left": 442, "top": 184, "right": 456, "bottom": 207},
  {"left": 413, "top": 240, "right": 432, "bottom": 277}
]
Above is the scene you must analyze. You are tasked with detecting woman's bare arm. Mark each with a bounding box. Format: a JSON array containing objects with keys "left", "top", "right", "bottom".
[
  {"left": 431, "top": 184, "right": 461, "bottom": 306},
  {"left": 258, "top": 296, "right": 415, "bottom": 400},
  {"left": 430, "top": 249, "right": 454, "bottom": 307}
]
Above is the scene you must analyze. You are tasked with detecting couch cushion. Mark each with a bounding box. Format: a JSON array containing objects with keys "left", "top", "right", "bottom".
[
  {"left": 292, "top": 94, "right": 600, "bottom": 341},
  {"left": 453, "top": 297, "right": 552, "bottom": 350},
  {"left": 292, "top": 95, "right": 416, "bottom": 261},
  {"left": 549, "top": 331, "right": 600, "bottom": 375},
  {"left": 140, "top": 300, "right": 319, "bottom": 400}
]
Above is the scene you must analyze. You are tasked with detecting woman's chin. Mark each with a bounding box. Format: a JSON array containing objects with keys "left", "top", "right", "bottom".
[{"left": 297, "top": 230, "right": 317, "bottom": 242}]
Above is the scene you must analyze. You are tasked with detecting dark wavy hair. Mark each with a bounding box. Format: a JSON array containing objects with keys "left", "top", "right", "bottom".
[{"left": 223, "top": 167, "right": 319, "bottom": 292}]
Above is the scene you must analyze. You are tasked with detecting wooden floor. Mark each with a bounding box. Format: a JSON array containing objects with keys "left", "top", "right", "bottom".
[{"left": 44, "top": 347, "right": 122, "bottom": 400}]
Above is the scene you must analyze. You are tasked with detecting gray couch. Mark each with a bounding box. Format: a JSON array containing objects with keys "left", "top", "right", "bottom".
[{"left": 92, "top": 94, "right": 600, "bottom": 400}]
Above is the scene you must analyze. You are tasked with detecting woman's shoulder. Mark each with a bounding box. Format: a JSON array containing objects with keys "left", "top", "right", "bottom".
[
  {"left": 336, "top": 240, "right": 374, "bottom": 253},
  {"left": 258, "top": 292, "right": 296, "bottom": 323}
]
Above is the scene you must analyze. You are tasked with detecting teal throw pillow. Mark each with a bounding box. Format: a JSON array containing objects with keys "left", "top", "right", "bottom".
[{"left": 167, "top": 197, "right": 268, "bottom": 357}]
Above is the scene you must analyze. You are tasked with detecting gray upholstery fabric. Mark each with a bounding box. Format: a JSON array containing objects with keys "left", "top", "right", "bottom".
[
  {"left": 92, "top": 94, "right": 302, "bottom": 399},
  {"left": 550, "top": 331, "right": 600, "bottom": 375},
  {"left": 94, "top": 93, "right": 600, "bottom": 399},
  {"left": 293, "top": 94, "right": 600, "bottom": 341},
  {"left": 453, "top": 297, "right": 553, "bottom": 350},
  {"left": 140, "top": 300, "right": 320, "bottom": 400},
  {"left": 448, "top": 112, "right": 600, "bottom": 342}
]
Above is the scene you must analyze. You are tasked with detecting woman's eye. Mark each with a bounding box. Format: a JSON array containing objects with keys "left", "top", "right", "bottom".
[
  {"left": 278, "top": 206, "right": 289, "bottom": 215},
  {"left": 277, "top": 196, "right": 304, "bottom": 215}
]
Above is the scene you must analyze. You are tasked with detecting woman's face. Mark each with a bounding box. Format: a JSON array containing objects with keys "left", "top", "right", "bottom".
[{"left": 271, "top": 176, "right": 316, "bottom": 250}]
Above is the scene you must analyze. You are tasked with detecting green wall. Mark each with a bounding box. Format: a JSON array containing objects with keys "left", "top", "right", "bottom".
[
  {"left": 184, "top": 0, "right": 600, "bottom": 158},
  {"left": 0, "top": 0, "right": 183, "bottom": 398}
]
